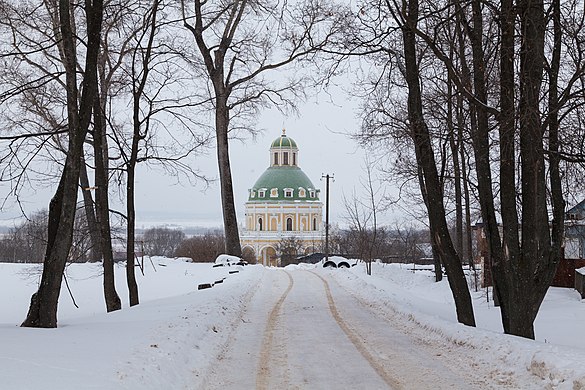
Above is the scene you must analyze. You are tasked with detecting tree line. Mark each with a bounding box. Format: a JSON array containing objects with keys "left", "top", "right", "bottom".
[
  {"left": 0, "top": 215, "right": 430, "bottom": 267},
  {"left": 0, "top": 215, "right": 226, "bottom": 263}
]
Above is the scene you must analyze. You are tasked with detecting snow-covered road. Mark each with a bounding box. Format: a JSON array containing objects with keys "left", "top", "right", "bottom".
[
  {"left": 199, "top": 268, "right": 502, "bottom": 389},
  {"left": 3, "top": 260, "right": 584, "bottom": 389}
]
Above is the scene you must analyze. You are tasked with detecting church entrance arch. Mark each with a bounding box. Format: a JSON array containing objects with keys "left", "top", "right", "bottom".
[
  {"left": 261, "top": 246, "right": 277, "bottom": 267},
  {"left": 242, "top": 246, "right": 256, "bottom": 264}
]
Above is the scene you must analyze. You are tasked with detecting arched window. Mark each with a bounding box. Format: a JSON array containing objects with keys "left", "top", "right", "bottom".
[
  {"left": 283, "top": 152, "right": 289, "bottom": 165},
  {"left": 286, "top": 217, "right": 293, "bottom": 231},
  {"left": 293, "top": 152, "right": 297, "bottom": 166},
  {"left": 274, "top": 152, "right": 279, "bottom": 165},
  {"left": 258, "top": 217, "right": 263, "bottom": 231},
  {"left": 313, "top": 218, "right": 317, "bottom": 231}
]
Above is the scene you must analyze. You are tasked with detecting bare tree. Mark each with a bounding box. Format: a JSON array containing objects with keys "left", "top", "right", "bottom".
[
  {"left": 0, "top": 2, "right": 104, "bottom": 266},
  {"left": 106, "top": 0, "right": 210, "bottom": 306},
  {"left": 276, "top": 236, "right": 303, "bottom": 267},
  {"left": 0, "top": 210, "right": 48, "bottom": 263},
  {"left": 180, "top": 0, "right": 349, "bottom": 256},
  {"left": 143, "top": 227, "right": 185, "bottom": 257},
  {"left": 0, "top": 0, "right": 122, "bottom": 312},
  {"left": 21, "top": 0, "right": 104, "bottom": 328},
  {"left": 391, "top": 223, "right": 427, "bottom": 264},
  {"left": 123, "top": 0, "right": 161, "bottom": 307},
  {"left": 93, "top": 73, "right": 121, "bottom": 312},
  {"left": 343, "top": 158, "right": 387, "bottom": 275},
  {"left": 408, "top": 0, "right": 578, "bottom": 338},
  {"left": 393, "top": 0, "right": 475, "bottom": 326},
  {"left": 1, "top": 0, "right": 208, "bottom": 315},
  {"left": 174, "top": 231, "right": 225, "bottom": 262}
]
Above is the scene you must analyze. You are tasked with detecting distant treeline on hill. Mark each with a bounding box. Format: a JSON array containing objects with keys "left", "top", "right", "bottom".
[
  {"left": 0, "top": 212, "right": 436, "bottom": 265},
  {"left": 0, "top": 209, "right": 227, "bottom": 263}
]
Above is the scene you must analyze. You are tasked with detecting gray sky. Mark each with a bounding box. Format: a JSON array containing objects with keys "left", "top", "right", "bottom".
[
  {"left": 134, "top": 92, "right": 382, "bottom": 230},
  {"left": 0, "top": 88, "right": 399, "bottom": 231}
]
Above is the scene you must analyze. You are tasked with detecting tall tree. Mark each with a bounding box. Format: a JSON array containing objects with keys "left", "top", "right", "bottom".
[
  {"left": 487, "top": 0, "right": 565, "bottom": 339},
  {"left": 21, "top": 0, "right": 104, "bottom": 328},
  {"left": 113, "top": 0, "right": 209, "bottom": 306},
  {"left": 0, "top": 1, "right": 101, "bottom": 265},
  {"left": 396, "top": 0, "right": 476, "bottom": 326},
  {"left": 93, "top": 76, "right": 121, "bottom": 312},
  {"left": 124, "top": 0, "right": 161, "bottom": 307},
  {"left": 342, "top": 158, "right": 386, "bottom": 275},
  {"left": 180, "top": 0, "right": 347, "bottom": 255}
]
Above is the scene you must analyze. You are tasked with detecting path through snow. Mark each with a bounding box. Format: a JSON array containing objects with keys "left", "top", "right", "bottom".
[{"left": 199, "top": 268, "right": 529, "bottom": 389}]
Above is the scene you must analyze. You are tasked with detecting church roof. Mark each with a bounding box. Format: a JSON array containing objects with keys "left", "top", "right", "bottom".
[
  {"left": 248, "top": 130, "right": 320, "bottom": 202},
  {"left": 248, "top": 166, "right": 319, "bottom": 202},
  {"left": 270, "top": 134, "right": 297, "bottom": 149}
]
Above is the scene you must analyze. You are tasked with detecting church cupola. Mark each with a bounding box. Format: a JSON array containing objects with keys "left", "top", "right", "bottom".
[
  {"left": 242, "top": 129, "right": 324, "bottom": 266},
  {"left": 270, "top": 129, "right": 299, "bottom": 167}
]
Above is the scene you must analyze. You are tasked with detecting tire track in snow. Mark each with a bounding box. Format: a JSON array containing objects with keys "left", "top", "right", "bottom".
[
  {"left": 311, "top": 271, "right": 403, "bottom": 390},
  {"left": 197, "top": 267, "right": 266, "bottom": 390},
  {"left": 256, "top": 270, "right": 293, "bottom": 390}
]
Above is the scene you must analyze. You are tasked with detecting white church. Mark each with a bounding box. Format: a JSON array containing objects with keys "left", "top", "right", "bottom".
[{"left": 240, "top": 130, "right": 325, "bottom": 266}]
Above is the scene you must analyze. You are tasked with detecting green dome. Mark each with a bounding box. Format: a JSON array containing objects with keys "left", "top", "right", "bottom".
[
  {"left": 248, "top": 166, "right": 319, "bottom": 202},
  {"left": 271, "top": 134, "right": 297, "bottom": 149}
]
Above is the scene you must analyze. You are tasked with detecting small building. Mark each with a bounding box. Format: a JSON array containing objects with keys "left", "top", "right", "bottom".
[
  {"left": 565, "top": 199, "right": 585, "bottom": 258},
  {"left": 240, "top": 130, "right": 324, "bottom": 266},
  {"left": 552, "top": 200, "right": 585, "bottom": 287},
  {"left": 474, "top": 199, "right": 585, "bottom": 288}
]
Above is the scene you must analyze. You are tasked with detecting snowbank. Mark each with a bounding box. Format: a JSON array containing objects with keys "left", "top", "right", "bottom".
[
  {"left": 0, "top": 259, "right": 264, "bottom": 389},
  {"left": 328, "top": 261, "right": 585, "bottom": 390}
]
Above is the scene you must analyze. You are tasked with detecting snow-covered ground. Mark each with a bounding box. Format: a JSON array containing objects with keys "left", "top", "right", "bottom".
[{"left": 1, "top": 258, "right": 584, "bottom": 389}]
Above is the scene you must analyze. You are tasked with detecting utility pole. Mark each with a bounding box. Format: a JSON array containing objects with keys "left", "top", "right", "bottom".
[{"left": 321, "top": 173, "right": 334, "bottom": 262}]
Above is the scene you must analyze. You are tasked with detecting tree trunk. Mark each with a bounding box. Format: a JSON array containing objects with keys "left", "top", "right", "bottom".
[
  {"left": 401, "top": 0, "right": 475, "bottom": 326},
  {"left": 447, "top": 77, "right": 464, "bottom": 262},
  {"left": 186, "top": 1, "right": 246, "bottom": 257},
  {"left": 93, "top": 81, "right": 121, "bottom": 313},
  {"left": 431, "top": 237, "right": 442, "bottom": 282},
  {"left": 215, "top": 92, "right": 242, "bottom": 256},
  {"left": 126, "top": 165, "right": 139, "bottom": 307},
  {"left": 466, "top": 0, "right": 506, "bottom": 314},
  {"left": 546, "top": 0, "right": 565, "bottom": 326},
  {"left": 453, "top": 0, "right": 475, "bottom": 270},
  {"left": 79, "top": 155, "right": 101, "bottom": 263},
  {"left": 465, "top": 0, "right": 563, "bottom": 339},
  {"left": 417, "top": 156, "right": 442, "bottom": 282},
  {"left": 126, "top": 97, "right": 141, "bottom": 307},
  {"left": 22, "top": 0, "right": 104, "bottom": 328},
  {"left": 22, "top": 175, "right": 70, "bottom": 327},
  {"left": 508, "top": 0, "right": 549, "bottom": 339}
]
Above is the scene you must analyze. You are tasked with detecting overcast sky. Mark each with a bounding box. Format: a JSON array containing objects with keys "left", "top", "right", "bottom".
[
  {"left": 134, "top": 89, "right": 389, "bottom": 230},
  {"left": 0, "top": 85, "right": 401, "bottom": 231}
]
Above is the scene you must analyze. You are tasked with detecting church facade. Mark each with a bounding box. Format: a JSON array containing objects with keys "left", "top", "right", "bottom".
[{"left": 240, "top": 131, "right": 324, "bottom": 266}]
